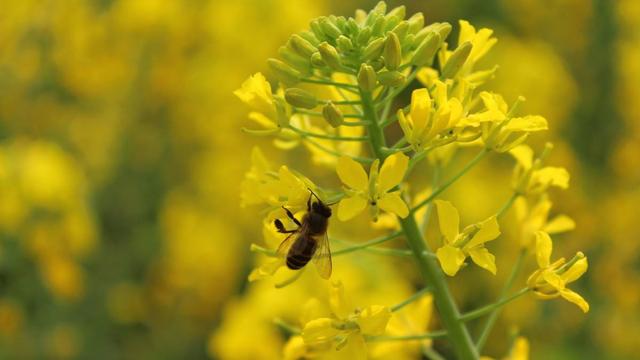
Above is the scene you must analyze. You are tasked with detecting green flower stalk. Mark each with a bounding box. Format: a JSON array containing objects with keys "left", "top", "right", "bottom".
[{"left": 237, "top": 2, "right": 588, "bottom": 359}]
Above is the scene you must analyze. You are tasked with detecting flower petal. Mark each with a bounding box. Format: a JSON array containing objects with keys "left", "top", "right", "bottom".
[
  {"left": 542, "top": 271, "right": 565, "bottom": 291},
  {"left": 535, "top": 167, "right": 570, "bottom": 189},
  {"left": 337, "top": 156, "right": 369, "bottom": 191},
  {"left": 378, "top": 153, "right": 409, "bottom": 193},
  {"left": 468, "top": 247, "right": 497, "bottom": 275},
  {"left": 535, "top": 231, "right": 553, "bottom": 269},
  {"left": 505, "top": 115, "right": 548, "bottom": 132},
  {"left": 357, "top": 305, "right": 391, "bottom": 336},
  {"left": 544, "top": 214, "right": 576, "bottom": 234},
  {"left": 301, "top": 318, "right": 340, "bottom": 345},
  {"left": 560, "top": 288, "right": 589, "bottom": 313},
  {"left": 409, "top": 88, "right": 431, "bottom": 136},
  {"left": 436, "top": 245, "right": 466, "bottom": 276},
  {"left": 509, "top": 145, "right": 533, "bottom": 169},
  {"left": 378, "top": 192, "right": 409, "bottom": 218},
  {"left": 337, "top": 196, "right": 368, "bottom": 221},
  {"left": 466, "top": 216, "right": 500, "bottom": 248},
  {"left": 434, "top": 200, "right": 460, "bottom": 244},
  {"left": 330, "top": 281, "right": 352, "bottom": 319},
  {"left": 562, "top": 257, "right": 588, "bottom": 284}
]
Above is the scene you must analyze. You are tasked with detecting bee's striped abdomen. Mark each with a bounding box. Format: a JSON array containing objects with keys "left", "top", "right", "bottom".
[{"left": 286, "top": 236, "right": 317, "bottom": 270}]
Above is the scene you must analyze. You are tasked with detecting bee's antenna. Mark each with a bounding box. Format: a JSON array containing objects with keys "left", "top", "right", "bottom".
[{"left": 307, "top": 188, "right": 321, "bottom": 202}]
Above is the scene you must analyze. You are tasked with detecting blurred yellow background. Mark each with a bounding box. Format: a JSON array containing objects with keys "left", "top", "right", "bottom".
[{"left": 0, "top": 0, "right": 638, "bottom": 359}]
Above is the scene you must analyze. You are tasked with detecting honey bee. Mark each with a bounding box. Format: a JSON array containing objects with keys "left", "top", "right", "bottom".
[{"left": 274, "top": 189, "right": 332, "bottom": 279}]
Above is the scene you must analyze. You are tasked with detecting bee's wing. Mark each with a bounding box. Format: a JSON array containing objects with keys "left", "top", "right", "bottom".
[
  {"left": 312, "top": 232, "right": 332, "bottom": 279},
  {"left": 276, "top": 231, "right": 298, "bottom": 259}
]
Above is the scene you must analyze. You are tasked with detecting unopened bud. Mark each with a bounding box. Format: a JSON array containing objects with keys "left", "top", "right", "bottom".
[
  {"left": 371, "top": 16, "right": 386, "bottom": 36},
  {"left": 407, "top": 13, "right": 424, "bottom": 34},
  {"left": 310, "top": 52, "right": 325, "bottom": 67},
  {"left": 318, "top": 42, "right": 342, "bottom": 70},
  {"left": 441, "top": 41, "right": 472, "bottom": 79},
  {"left": 285, "top": 88, "right": 318, "bottom": 109},
  {"left": 386, "top": 5, "right": 406, "bottom": 21},
  {"left": 357, "top": 27, "right": 372, "bottom": 46},
  {"left": 391, "top": 21, "right": 409, "bottom": 40},
  {"left": 377, "top": 70, "right": 405, "bottom": 87},
  {"left": 383, "top": 32, "right": 402, "bottom": 70},
  {"left": 290, "top": 34, "right": 317, "bottom": 58},
  {"left": 267, "top": 58, "right": 300, "bottom": 85},
  {"left": 320, "top": 17, "right": 342, "bottom": 39},
  {"left": 336, "top": 35, "right": 353, "bottom": 53},
  {"left": 411, "top": 32, "right": 440, "bottom": 66},
  {"left": 322, "top": 102, "right": 344, "bottom": 128},
  {"left": 362, "top": 37, "right": 385, "bottom": 61},
  {"left": 358, "top": 63, "right": 377, "bottom": 91}
]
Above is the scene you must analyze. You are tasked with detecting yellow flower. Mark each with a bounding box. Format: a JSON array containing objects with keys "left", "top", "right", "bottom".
[
  {"left": 235, "top": 72, "right": 286, "bottom": 132},
  {"left": 515, "top": 195, "right": 575, "bottom": 248},
  {"left": 397, "top": 83, "right": 464, "bottom": 151},
  {"left": 434, "top": 200, "right": 500, "bottom": 276},
  {"left": 526, "top": 231, "right": 589, "bottom": 312},
  {"left": 467, "top": 93, "right": 548, "bottom": 152},
  {"left": 301, "top": 281, "right": 391, "bottom": 355},
  {"left": 336, "top": 153, "right": 409, "bottom": 221},
  {"left": 480, "top": 336, "right": 529, "bottom": 360},
  {"left": 509, "top": 144, "right": 570, "bottom": 195}
]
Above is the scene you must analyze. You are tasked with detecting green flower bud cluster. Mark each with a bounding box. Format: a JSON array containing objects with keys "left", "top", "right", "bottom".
[{"left": 267, "top": 1, "right": 450, "bottom": 91}]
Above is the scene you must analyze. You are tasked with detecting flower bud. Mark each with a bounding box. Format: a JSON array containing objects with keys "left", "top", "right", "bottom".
[
  {"left": 285, "top": 88, "right": 318, "bottom": 109},
  {"left": 411, "top": 32, "right": 440, "bottom": 66},
  {"left": 322, "top": 102, "right": 344, "bottom": 128},
  {"left": 383, "top": 32, "right": 402, "bottom": 70},
  {"left": 309, "top": 19, "right": 326, "bottom": 41},
  {"left": 267, "top": 58, "right": 300, "bottom": 85},
  {"left": 357, "top": 27, "right": 372, "bottom": 46},
  {"left": 358, "top": 63, "right": 377, "bottom": 92},
  {"left": 336, "top": 35, "right": 353, "bottom": 53},
  {"left": 370, "top": 57, "right": 385, "bottom": 71},
  {"left": 277, "top": 46, "right": 310, "bottom": 74},
  {"left": 371, "top": 16, "right": 386, "bottom": 36},
  {"left": 407, "top": 13, "right": 424, "bottom": 34},
  {"left": 310, "top": 52, "right": 325, "bottom": 67},
  {"left": 362, "top": 37, "right": 385, "bottom": 61},
  {"left": 441, "top": 41, "right": 472, "bottom": 79},
  {"left": 320, "top": 17, "right": 342, "bottom": 39},
  {"left": 386, "top": 5, "right": 406, "bottom": 21},
  {"left": 391, "top": 21, "right": 409, "bottom": 40},
  {"left": 434, "top": 22, "right": 452, "bottom": 41},
  {"left": 290, "top": 34, "right": 317, "bottom": 58},
  {"left": 377, "top": 70, "right": 405, "bottom": 87},
  {"left": 318, "top": 42, "right": 342, "bottom": 70}
]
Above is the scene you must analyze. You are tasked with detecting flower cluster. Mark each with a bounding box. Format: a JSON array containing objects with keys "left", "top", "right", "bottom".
[{"left": 236, "top": 2, "right": 589, "bottom": 358}]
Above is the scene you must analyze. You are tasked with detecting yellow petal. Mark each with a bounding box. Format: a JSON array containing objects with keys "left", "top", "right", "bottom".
[
  {"left": 337, "top": 196, "right": 368, "bottom": 221},
  {"left": 283, "top": 336, "right": 307, "bottom": 360},
  {"left": 466, "top": 216, "right": 500, "bottom": 248},
  {"left": 543, "top": 215, "right": 576, "bottom": 234},
  {"left": 357, "top": 305, "right": 391, "bottom": 336},
  {"left": 535, "top": 167, "right": 570, "bottom": 189},
  {"left": 508, "top": 337, "right": 530, "bottom": 360},
  {"left": 560, "top": 288, "right": 589, "bottom": 313},
  {"left": 562, "top": 257, "right": 588, "bottom": 284},
  {"left": 436, "top": 245, "right": 466, "bottom": 276},
  {"left": 509, "top": 145, "right": 533, "bottom": 169},
  {"left": 409, "top": 88, "right": 431, "bottom": 135},
  {"left": 248, "top": 258, "right": 283, "bottom": 282},
  {"left": 337, "top": 156, "right": 369, "bottom": 191},
  {"left": 340, "top": 332, "right": 368, "bottom": 360},
  {"left": 378, "top": 192, "right": 409, "bottom": 218},
  {"left": 468, "top": 247, "right": 497, "bottom": 275},
  {"left": 378, "top": 153, "right": 409, "bottom": 193},
  {"left": 302, "top": 318, "right": 340, "bottom": 345},
  {"left": 542, "top": 271, "right": 565, "bottom": 291},
  {"left": 535, "top": 231, "right": 553, "bottom": 269},
  {"left": 330, "top": 281, "right": 352, "bottom": 319},
  {"left": 505, "top": 115, "right": 548, "bottom": 132},
  {"left": 458, "top": 20, "right": 475, "bottom": 44},
  {"left": 434, "top": 200, "right": 460, "bottom": 244}
]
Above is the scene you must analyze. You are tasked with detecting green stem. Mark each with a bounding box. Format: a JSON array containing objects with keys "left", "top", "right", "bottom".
[
  {"left": 366, "top": 330, "right": 448, "bottom": 342},
  {"left": 412, "top": 149, "right": 489, "bottom": 214},
  {"left": 331, "top": 231, "right": 402, "bottom": 256},
  {"left": 301, "top": 78, "right": 359, "bottom": 90},
  {"left": 475, "top": 249, "right": 527, "bottom": 352},
  {"left": 497, "top": 193, "right": 519, "bottom": 219},
  {"left": 361, "top": 85, "right": 479, "bottom": 360},
  {"left": 295, "top": 109, "right": 363, "bottom": 119},
  {"left": 273, "top": 318, "right": 300, "bottom": 335},
  {"left": 289, "top": 126, "right": 368, "bottom": 141},
  {"left": 420, "top": 167, "right": 441, "bottom": 234},
  {"left": 391, "top": 287, "right": 432, "bottom": 312},
  {"left": 304, "top": 137, "right": 374, "bottom": 164},
  {"left": 459, "top": 287, "right": 530, "bottom": 322},
  {"left": 423, "top": 347, "right": 447, "bottom": 360}
]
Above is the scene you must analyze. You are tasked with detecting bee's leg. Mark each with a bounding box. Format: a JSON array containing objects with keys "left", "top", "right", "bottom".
[
  {"left": 274, "top": 219, "right": 296, "bottom": 233},
  {"left": 282, "top": 206, "right": 302, "bottom": 227},
  {"left": 307, "top": 195, "right": 311, "bottom": 212}
]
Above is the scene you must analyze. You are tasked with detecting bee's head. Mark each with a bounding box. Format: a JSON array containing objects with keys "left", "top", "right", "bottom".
[{"left": 312, "top": 201, "right": 332, "bottom": 218}]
